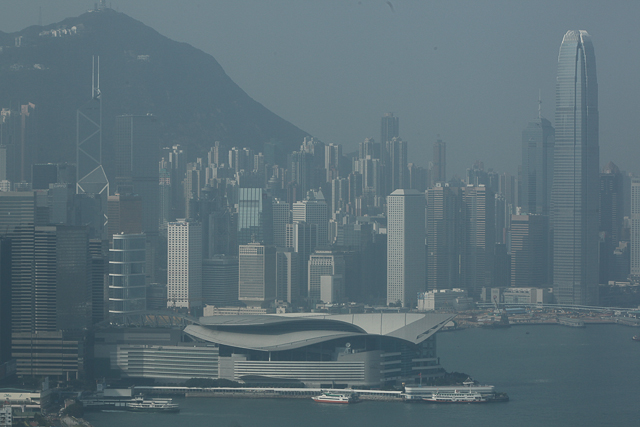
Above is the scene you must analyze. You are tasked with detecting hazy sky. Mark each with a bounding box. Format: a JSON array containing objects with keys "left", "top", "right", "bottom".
[{"left": 2, "top": 0, "right": 640, "bottom": 177}]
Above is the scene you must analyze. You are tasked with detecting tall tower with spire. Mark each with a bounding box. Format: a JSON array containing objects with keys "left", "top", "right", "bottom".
[{"left": 551, "top": 30, "right": 599, "bottom": 305}]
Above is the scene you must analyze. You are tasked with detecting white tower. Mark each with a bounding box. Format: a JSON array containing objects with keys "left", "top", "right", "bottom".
[
  {"left": 167, "top": 220, "right": 202, "bottom": 310},
  {"left": 386, "top": 189, "right": 426, "bottom": 307}
]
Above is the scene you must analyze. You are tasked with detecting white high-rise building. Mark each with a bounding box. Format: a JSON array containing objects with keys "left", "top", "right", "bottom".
[
  {"left": 387, "top": 189, "right": 426, "bottom": 307},
  {"left": 167, "top": 220, "right": 202, "bottom": 309},
  {"left": 630, "top": 179, "right": 640, "bottom": 276}
]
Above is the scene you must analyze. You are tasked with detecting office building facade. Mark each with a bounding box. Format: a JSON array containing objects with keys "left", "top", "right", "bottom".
[
  {"left": 167, "top": 220, "right": 202, "bottom": 310},
  {"left": 552, "top": 30, "right": 599, "bottom": 305},
  {"left": 521, "top": 117, "right": 554, "bottom": 215},
  {"left": 109, "top": 233, "right": 146, "bottom": 321},
  {"left": 387, "top": 189, "right": 426, "bottom": 307}
]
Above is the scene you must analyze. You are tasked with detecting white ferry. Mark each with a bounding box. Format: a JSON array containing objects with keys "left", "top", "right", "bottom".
[
  {"left": 311, "top": 392, "right": 360, "bottom": 404},
  {"left": 126, "top": 397, "right": 180, "bottom": 413},
  {"left": 423, "top": 390, "right": 487, "bottom": 403}
]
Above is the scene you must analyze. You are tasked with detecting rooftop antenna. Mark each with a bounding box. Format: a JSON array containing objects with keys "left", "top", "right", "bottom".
[{"left": 538, "top": 89, "right": 542, "bottom": 119}]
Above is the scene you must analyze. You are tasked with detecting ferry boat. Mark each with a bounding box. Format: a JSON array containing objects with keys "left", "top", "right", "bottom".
[
  {"left": 311, "top": 392, "right": 359, "bottom": 404},
  {"left": 126, "top": 397, "right": 180, "bottom": 413},
  {"left": 423, "top": 390, "right": 487, "bottom": 403}
]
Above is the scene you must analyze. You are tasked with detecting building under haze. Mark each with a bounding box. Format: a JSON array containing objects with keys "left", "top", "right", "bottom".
[
  {"left": 521, "top": 117, "right": 554, "bottom": 216},
  {"left": 387, "top": 189, "right": 425, "bottom": 307},
  {"left": 167, "top": 220, "right": 202, "bottom": 311},
  {"left": 551, "top": 30, "right": 599, "bottom": 305}
]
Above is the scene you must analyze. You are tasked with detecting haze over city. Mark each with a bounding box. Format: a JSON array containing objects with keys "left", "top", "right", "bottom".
[
  {"left": 2, "top": 0, "right": 640, "bottom": 176},
  {"left": 1, "top": 2, "right": 640, "bottom": 426}
]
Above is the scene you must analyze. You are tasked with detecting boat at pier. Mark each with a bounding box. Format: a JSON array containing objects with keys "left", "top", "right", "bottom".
[
  {"left": 126, "top": 397, "right": 180, "bottom": 413},
  {"left": 423, "top": 390, "right": 487, "bottom": 403},
  {"left": 312, "top": 392, "right": 359, "bottom": 404}
]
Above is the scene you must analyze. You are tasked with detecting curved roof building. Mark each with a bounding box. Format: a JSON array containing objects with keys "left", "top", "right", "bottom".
[{"left": 184, "top": 312, "right": 454, "bottom": 388}]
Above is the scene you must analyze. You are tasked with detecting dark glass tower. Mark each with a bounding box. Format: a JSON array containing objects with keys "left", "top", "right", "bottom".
[
  {"left": 521, "top": 117, "right": 554, "bottom": 215},
  {"left": 552, "top": 30, "right": 599, "bottom": 305}
]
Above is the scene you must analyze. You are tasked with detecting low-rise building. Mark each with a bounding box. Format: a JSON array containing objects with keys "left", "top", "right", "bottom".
[{"left": 417, "top": 289, "right": 473, "bottom": 311}]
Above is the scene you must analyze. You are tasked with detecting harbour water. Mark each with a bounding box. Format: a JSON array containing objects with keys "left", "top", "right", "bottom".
[{"left": 84, "top": 324, "right": 640, "bottom": 427}]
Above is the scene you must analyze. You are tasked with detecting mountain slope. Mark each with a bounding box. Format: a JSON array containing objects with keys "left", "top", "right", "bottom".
[{"left": 0, "top": 8, "right": 308, "bottom": 177}]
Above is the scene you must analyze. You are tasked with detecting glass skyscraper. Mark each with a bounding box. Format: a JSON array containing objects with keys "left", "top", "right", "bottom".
[{"left": 552, "top": 30, "right": 599, "bottom": 305}]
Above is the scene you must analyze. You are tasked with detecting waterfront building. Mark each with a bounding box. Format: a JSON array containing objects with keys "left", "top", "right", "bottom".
[
  {"left": 552, "top": 30, "right": 599, "bottom": 305},
  {"left": 417, "top": 289, "right": 472, "bottom": 311},
  {"left": 113, "top": 344, "right": 219, "bottom": 381},
  {"left": 185, "top": 312, "right": 454, "bottom": 388},
  {"left": 503, "top": 287, "right": 550, "bottom": 304},
  {"left": 387, "top": 189, "right": 426, "bottom": 307},
  {"left": 167, "top": 220, "right": 202, "bottom": 310},
  {"left": 109, "top": 233, "right": 146, "bottom": 322}
]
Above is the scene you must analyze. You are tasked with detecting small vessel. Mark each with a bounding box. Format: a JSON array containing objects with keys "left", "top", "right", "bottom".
[
  {"left": 633, "top": 335, "right": 640, "bottom": 342},
  {"left": 312, "top": 392, "right": 359, "bottom": 404},
  {"left": 126, "top": 397, "right": 180, "bottom": 413},
  {"left": 423, "top": 390, "right": 487, "bottom": 403}
]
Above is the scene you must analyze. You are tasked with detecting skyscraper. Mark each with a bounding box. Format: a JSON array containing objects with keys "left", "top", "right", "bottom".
[
  {"left": 521, "top": 117, "right": 554, "bottom": 215},
  {"left": 463, "top": 185, "right": 495, "bottom": 296},
  {"left": 114, "top": 114, "right": 159, "bottom": 235},
  {"left": 552, "top": 30, "right": 599, "bottom": 305},
  {"left": 292, "top": 190, "right": 328, "bottom": 245},
  {"left": 386, "top": 189, "right": 425, "bottom": 307},
  {"left": 386, "top": 137, "right": 408, "bottom": 192},
  {"left": 109, "top": 233, "right": 146, "bottom": 322},
  {"left": 426, "top": 184, "right": 464, "bottom": 291},
  {"left": 432, "top": 138, "right": 446, "bottom": 185},
  {"left": 238, "top": 243, "right": 276, "bottom": 306},
  {"left": 237, "top": 188, "right": 273, "bottom": 245},
  {"left": 167, "top": 220, "right": 202, "bottom": 310},
  {"left": 380, "top": 113, "right": 399, "bottom": 144}
]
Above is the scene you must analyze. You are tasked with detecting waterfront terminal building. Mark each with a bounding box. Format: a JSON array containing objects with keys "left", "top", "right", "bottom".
[{"left": 183, "top": 312, "right": 454, "bottom": 388}]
